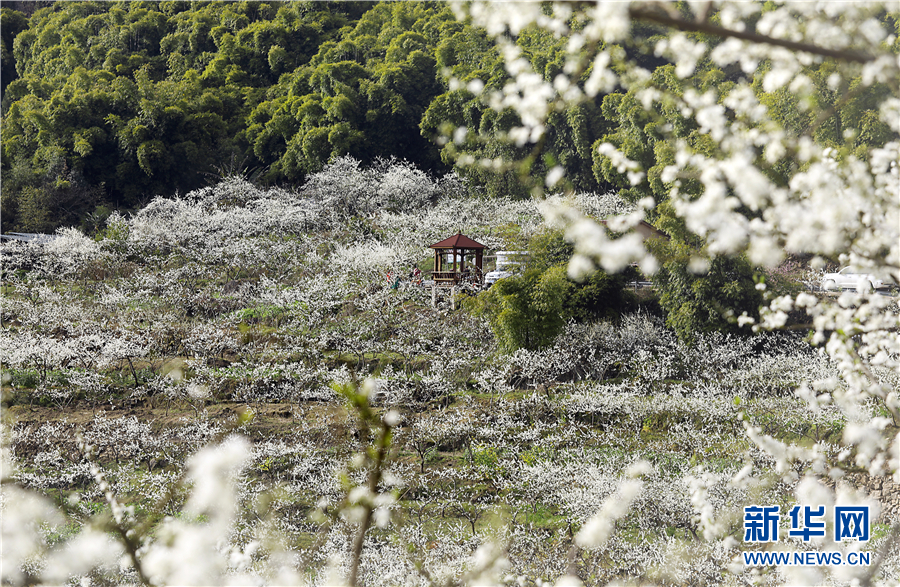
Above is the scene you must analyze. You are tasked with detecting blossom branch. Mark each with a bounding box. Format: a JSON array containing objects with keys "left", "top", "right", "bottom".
[
  {"left": 77, "top": 436, "right": 155, "bottom": 587},
  {"left": 336, "top": 378, "right": 400, "bottom": 587},
  {"left": 627, "top": 4, "right": 875, "bottom": 63}
]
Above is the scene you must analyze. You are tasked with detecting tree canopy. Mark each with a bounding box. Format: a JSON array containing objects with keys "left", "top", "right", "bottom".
[
  {"left": 2, "top": 0, "right": 896, "bottom": 243},
  {"left": 1, "top": 1, "right": 616, "bottom": 233},
  {"left": 471, "top": 228, "right": 637, "bottom": 351}
]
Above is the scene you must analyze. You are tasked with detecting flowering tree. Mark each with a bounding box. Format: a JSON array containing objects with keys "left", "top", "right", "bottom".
[{"left": 450, "top": 0, "right": 899, "bottom": 583}]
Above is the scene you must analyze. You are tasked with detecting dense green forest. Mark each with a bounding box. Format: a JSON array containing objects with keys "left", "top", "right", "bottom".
[{"left": 1, "top": 1, "right": 895, "bottom": 234}]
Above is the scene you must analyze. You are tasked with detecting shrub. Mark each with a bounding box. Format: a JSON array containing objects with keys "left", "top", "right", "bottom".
[
  {"left": 471, "top": 228, "right": 636, "bottom": 351},
  {"left": 650, "top": 239, "right": 763, "bottom": 345}
]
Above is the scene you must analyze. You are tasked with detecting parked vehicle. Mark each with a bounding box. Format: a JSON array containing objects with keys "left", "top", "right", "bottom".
[
  {"left": 821, "top": 267, "right": 885, "bottom": 291},
  {"left": 484, "top": 251, "right": 527, "bottom": 286}
]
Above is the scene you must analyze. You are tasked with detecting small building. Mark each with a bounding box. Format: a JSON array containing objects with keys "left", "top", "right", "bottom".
[
  {"left": 484, "top": 250, "right": 528, "bottom": 286},
  {"left": 428, "top": 232, "right": 486, "bottom": 286}
]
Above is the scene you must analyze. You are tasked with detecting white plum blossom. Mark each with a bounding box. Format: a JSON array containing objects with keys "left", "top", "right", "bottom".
[
  {"left": 3, "top": 2, "right": 900, "bottom": 586},
  {"left": 453, "top": 1, "right": 899, "bottom": 583}
]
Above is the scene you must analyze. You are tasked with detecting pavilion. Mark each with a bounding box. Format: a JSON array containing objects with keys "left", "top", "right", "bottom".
[
  {"left": 428, "top": 232, "right": 485, "bottom": 286},
  {"left": 427, "top": 233, "right": 486, "bottom": 308}
]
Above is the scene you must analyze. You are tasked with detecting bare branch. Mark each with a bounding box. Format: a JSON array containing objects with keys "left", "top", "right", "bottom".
[{"left": 628, "top": 5, "right": 875, "bottom": 64}]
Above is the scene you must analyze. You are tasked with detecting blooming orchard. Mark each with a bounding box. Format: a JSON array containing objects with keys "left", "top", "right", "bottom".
[{"left": 2, "top": 1, "right": 900, "bottom": 586}]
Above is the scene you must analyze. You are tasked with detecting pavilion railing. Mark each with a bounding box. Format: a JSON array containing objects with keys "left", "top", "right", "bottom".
[
  {"left": 431, "top": 271, "right": 460, "bottom": 283},
  {"left": 430, "top": 271, "right": 483, "bottom": 284}
]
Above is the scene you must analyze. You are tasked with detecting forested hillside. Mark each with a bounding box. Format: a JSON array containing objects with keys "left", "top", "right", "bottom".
[
  {"left": 1, "top": 0, "right": 590, "bottom": 232},
  {"left": 5, "top": 1, "right": 893, "bottom": 235}
]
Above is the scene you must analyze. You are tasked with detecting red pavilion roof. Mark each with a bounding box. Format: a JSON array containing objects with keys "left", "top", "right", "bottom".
[{"left": 428, "top": 233, "right": 486, "bottom": 249}]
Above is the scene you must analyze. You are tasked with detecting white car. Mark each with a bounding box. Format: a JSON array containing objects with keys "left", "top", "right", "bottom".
[{"left": 821, "top": 267, "right": 884, "bottom": 291}]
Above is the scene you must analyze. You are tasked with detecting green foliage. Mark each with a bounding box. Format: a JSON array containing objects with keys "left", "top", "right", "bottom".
[
  {"left": 471, "top": 229, "right": 635, "bottom": 351},
  {"left": 1, "top": 8, "right": 28, "bottom": 95},
  {"left": 8, "top": 369, "right": 39, "bottom": 390},
  {"left": 528, "top": 229, "right": 575, "bottom": 271},
  {"left": 249, "top": 2, "right": 452, "bottom": 182},
  {"left": 473, "top": 265, "right": 569, "bottom": 352},
  {"left": 0, "top": 157, "right": 103, "bottom": 233},
  {"left": 421, "top": 19, "right": 617, "bottom": 198},
  {"left": 568, "top": 268, "right": 638, "bottom": 323},
  {"left": 650, "top": 238, "right": 763, "bottom": 345},
  {"left": 593, "top": 52, "right": 896, "bottom": 210},
  {"left": 3, "top": 1, "right": 894, "bottom": 232},
  {"left": 471, "top": 443, "right": 501, "bottom": 468},
  {"left": 0, "top": 1, "right": 361, "bottom": 232}
]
